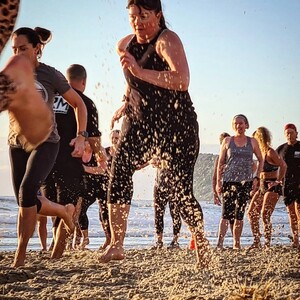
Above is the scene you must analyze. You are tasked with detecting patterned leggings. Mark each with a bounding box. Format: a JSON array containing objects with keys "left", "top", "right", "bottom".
[
  {"left": 0, "top": 0, "right": 20, "bottom": 111},
  {"left": 0, "top": 0, "right": 20, "bottom": 54}
]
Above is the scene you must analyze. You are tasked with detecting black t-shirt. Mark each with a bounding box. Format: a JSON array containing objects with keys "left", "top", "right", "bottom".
[
  {"left": 53, "top": 89, "right": 100, "bottom": 173},
  {"left": 277, "top": 141, "right": 300, "bottom": 180}
]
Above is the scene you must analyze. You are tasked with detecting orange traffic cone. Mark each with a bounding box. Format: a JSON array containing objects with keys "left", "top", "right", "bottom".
[{"left": 189, "top": 236, "right": 195, "bottom": 250}]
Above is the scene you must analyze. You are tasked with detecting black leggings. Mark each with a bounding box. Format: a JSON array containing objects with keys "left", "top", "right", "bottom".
[
  {"left": 43, "top": 166, "right": 84, "bottom": 228},
  {"left": 78, "top": 174, "right": 105, "bottom": 231},
  {"left": 109, "top": 114, "right": 204, "bottom": 229},
  {"left": 154, "top": 169, "right": 181, "bottom": 236},
  {"left": 9, "top": 142, "right": 59, "bottom": 212}
]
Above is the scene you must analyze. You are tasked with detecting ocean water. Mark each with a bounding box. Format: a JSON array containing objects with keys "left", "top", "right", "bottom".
[{"left": 0, "top": 196, "right": 292, "bottom": 252}]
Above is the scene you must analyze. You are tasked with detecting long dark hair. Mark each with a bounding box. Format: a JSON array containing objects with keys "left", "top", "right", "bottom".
[
  {"left": 127, "top": 0, "right": 167, "bottom": 29},
  {"left": 12, "top": 27, "right": 52, "bottom": 58}
]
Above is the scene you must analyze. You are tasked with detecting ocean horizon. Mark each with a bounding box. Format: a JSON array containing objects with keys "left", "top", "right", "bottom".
[{"left": 0, "top": 195, "right": 292, "bottom": 252}]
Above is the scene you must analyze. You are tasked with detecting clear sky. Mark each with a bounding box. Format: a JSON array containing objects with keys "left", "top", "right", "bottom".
[{"left": 0, "top": 0, "right": 300, "bottom": 197}]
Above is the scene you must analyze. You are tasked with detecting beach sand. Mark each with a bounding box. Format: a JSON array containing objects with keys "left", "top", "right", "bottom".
[{"left": 0, "top": 245, "right": 299, "bottom": 299}]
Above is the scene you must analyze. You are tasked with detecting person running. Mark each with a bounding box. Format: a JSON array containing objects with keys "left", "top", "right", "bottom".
[
  {"left": 100, "top": 0, "right": 210, "bottom": 267},
  {"left": 277, "top": 123, "right": 300, "bottom": 248},
  {"left": 247, "top": 127, "right": 286, "bottom": 248},
  {"left": 82, "top": 129, "right": 121, "bottom": 251},
  {"left": 9, "top": 27, "right": 87, "bottom": 267},
  {"left": 0, "top": 0, "right": 52, "bottom": 148},
  {"left": 44, "top": 64, "right": 104, "bottom": 258},
  {"left": 216, "top": 114, "right": 263, "bottom": 250}
]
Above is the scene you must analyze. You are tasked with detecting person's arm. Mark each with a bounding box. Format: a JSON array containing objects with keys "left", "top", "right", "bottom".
[
  {"left": 252, "top": 138, "right": 263, "bottom": 178},
  {"left": 268, "top": 148, "right": 287, "bottom": 183},
  {"left": 62, "top": 88, "right": 87, "bottom": 157},
  {"left": 118, "top": 30, "right": 190, "bottom": 91},
  {"left": 216, "top": 138, "right": 229, "bottom": 194},
  {"left": 212, "top": 157, "right": 221, "bottom": 205},
  {"left": 251, "top": 138, "right": 263, "bottom": 191}
]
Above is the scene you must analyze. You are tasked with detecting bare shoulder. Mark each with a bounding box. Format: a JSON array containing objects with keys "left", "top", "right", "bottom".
[
  {"left": 157, "top": 29, "right": 182, "bottom": 48},
  {"left": 268, "top": 147, "right": 281, "bottom": 160},
  {"left": 116, "top": 34, "right": 134, "bottom": 55},
  {"left": 223, "top": 136, "right": 231, "bottom": 147},
  {"left": 250, "top": 136, "right": 259, "bottom": 147}
]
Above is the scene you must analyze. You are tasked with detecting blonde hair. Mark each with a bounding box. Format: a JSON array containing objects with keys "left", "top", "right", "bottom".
[{"left": 254, "top": 127, "right": 272, "bottom": 154}]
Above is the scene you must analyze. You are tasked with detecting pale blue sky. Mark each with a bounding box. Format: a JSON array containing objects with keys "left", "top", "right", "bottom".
[{"left": 0, "top": 0, "right": 299, "bottom": 196}]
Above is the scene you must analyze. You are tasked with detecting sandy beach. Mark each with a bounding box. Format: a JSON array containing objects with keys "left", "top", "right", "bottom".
[{"left": 0, "top": 245, "right": 299, "bottom": 300}]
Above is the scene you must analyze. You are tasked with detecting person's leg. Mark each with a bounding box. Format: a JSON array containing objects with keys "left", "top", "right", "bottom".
[
  {"left": 262, "top": 191, "right": 279, "bottom": 247},
  {"left": 97, "top": 176, "right": 111, "bottom": 250},
  {"left": 99, "top": 119, "right": 153, "bottom": 262},
  {"left": 98, "top": 198, "right": 111, "bottom": 250},
  {"left": 38, "top": 196, "right": 75, "bottom": 233},
  {"left": 13, "top": 206, "right": 37, "bottom": 267},
  {"left": 37, "top": 215, "right": 48, "bottom": 251},
  {"left": 99, "top": 203, "right": 130, "bottom": 262},
  {"left": 217, "top": 219, "right": 229, "bottom": 249},
  {"left": 153, "top": 184, "right": 167, "bottom": 248},
  {"left": 286, "top": 203, "right": 299, "bottom": 247},
  {"left": 78, "top": 193, "right": 96, "bottom": 250},
  {"left": 295, "top": 201, "right": 300, "bottom": 248},
  {"left": 11, "top": 142, "right": 58, "bottom": 267},
  {"left": 233, "top": 220, "right": 244, "bottom": 249},
  {"left": 50, "top": 176, "right": 81, "bottom": 259},
  {"left": 247, "top": 191, "right": 263, "bottom": 247},
  {"left": 169, "top": 200, "right": 181, "bottom": 246},
  {"left": 233, "top": 182, "right": 251, "bottom": 249},
  {"left": 217, "top": 182, "right": 235, "bottom": 249}
]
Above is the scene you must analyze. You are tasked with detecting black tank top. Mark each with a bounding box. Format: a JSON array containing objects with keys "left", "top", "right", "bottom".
[{"left": 124, "top": 29, "right": 197, "bottom": 124}]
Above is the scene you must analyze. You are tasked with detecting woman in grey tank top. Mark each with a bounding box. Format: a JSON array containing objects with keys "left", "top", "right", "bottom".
[{"left": 216, "top": 114, "right": 263, "bottom": 249}]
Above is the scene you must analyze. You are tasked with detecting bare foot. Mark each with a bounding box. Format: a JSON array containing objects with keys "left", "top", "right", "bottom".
[
  {"left": 98, "top": 244, "right": 125, "bottom": 263},
  {"left": 216, "top": 243, "right": 224, "bottom": 251},
  {"left": 98, "top": 238, "right": 111, "bottom": 252},
  {"left": 248, "top": 242, "right": 262, "bottom": 250},
  {"left": 12, "top": 251, "right": 26, "bottom": 268},
  {"left": 63, "top": 204, "right": 75, "bottom": 234},
  {"left": 79, "top": 237, "right": 90, "bottom": 250}
]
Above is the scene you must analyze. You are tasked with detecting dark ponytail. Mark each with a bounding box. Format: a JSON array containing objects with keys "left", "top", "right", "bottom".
[{"left": 13, "top": 27, "right": 52, "bottom": 58}]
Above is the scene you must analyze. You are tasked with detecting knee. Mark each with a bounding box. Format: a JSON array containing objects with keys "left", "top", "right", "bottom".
[
  {"left": 262, "top": 212, "right": 271, "bottom": 224},
  {"left": 18, "top": 185, "right": 38, "bottom": 208}
]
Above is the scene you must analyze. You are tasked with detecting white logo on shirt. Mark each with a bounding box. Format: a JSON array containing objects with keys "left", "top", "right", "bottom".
[
  {"left": 53, "top": 95, "right": 69, "bottom": 114},
  {"left": 294, "top": 151, "right": 300, "bottom": 159},
  {"left": 35, "top": 80, "right": 48, "bottom": 102}
]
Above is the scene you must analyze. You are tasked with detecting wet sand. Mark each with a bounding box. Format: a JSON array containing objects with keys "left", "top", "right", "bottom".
[{"left": 0, "top": 245, "right": 299, "bottom": 299}]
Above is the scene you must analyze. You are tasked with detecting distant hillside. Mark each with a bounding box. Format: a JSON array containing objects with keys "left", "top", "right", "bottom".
[{"left": 194, "top": 153, "right": 218, "bottom": 202}]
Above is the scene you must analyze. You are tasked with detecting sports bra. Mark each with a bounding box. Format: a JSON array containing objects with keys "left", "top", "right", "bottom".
[{"left": 263, "top": 154, "right": 279, "bottom": 173}]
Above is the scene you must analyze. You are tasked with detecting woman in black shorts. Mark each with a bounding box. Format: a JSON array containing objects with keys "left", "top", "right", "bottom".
[
  {"left": 9, "top": 27, "right": 87, "bottom": 267},
  {"left": 100, "top": 0, "right": 210, "bottom": 267}
]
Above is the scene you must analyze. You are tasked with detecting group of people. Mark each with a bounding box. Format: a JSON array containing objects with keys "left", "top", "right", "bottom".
[
  {"left": 0, "top": 0, "right": 299, "bottom": 271},
  {"left": 1, "top": 0, "right": 210, "bottom": 268},
  {"left": 214, "top": 117, "right": 300, "bottom": 250}
]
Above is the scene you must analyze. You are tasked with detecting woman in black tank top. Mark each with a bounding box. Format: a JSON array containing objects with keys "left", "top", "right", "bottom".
[
  {"left": 248, "top": 127, "right": 286, "bottom": 248},
  {"left": 99, "top": 0, "right": 210, "bottom": 268}
]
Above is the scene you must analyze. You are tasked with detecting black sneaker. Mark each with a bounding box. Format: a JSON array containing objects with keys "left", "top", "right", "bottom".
[
  {"left": 167, "top": 241, "right": 180, "bottom": 249},
  {"left": 151, "top": 241, "right": 163, "bottom": 250}
]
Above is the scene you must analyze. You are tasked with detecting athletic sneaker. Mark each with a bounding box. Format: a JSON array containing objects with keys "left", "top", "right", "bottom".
[{"left": 167, "top": 241, "right": 180, "bottom": 249}]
